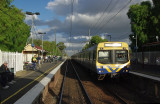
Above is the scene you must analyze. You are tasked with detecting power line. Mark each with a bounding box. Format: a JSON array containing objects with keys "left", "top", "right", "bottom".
[
  {"left": 94, "top": 0, "right": 132, "bottom": 36},
  {"left": 33, "top": 20, "right": 42, "bottom": 40},
  {"left": 112, "top": 31, "right": 131, "bottom": 39},
  {"left": 91, "top": 0, "right": 119, "bottom": 35},
  {"left": 89, "top": 0, "right": 112, "bottom": 33},
  {"left": 70, "top": 0, "right": 74, "bottom": 51}
]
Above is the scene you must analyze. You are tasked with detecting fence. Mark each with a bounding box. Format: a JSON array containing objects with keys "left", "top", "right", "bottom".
[
  {"left": 131, "top": 51, "right": 160, "bottom": 65},
  {"left": 0, "top": 50, "right": 23, "bottom": 73}
]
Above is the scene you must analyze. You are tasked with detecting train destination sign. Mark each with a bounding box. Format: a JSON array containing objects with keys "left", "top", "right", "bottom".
[{"left": 104, "top": 43, "right": 122, "bottom": 47}]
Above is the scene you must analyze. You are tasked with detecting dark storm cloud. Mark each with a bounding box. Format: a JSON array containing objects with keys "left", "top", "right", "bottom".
[
  {"left": 44, "top": 0, "right": 135, "bottom": 36},
  {"left": 26, "top": 0, "right": 151, "bottom": 56}
]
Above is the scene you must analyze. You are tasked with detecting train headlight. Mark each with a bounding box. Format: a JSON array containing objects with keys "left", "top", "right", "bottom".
[{"left": 99, "top": 70, "right": 102, "bottom": 73}]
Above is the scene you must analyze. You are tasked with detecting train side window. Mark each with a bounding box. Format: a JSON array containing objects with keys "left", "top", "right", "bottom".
[{"left": 93, "top": 51, "right": 96, "bottom": 60}]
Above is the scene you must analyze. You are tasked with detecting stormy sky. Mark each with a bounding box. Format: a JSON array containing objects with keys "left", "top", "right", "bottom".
[{"left": 24, "top": 0, "right": 151, "bottom": 56}]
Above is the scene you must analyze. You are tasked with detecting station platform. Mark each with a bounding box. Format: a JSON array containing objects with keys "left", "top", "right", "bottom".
[
  {"left": 130, "top": 63, "right": 160, "bottom": 78},
  {"left": 0, "top": 61, "right": 64, "bottom": 104}
]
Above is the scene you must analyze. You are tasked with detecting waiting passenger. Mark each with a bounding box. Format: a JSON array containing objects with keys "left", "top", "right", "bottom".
[
  {"left": 0, "top": 61, "right": 16, "bottom": 89},
  {"left": 0, "top": 70, "right": 9, "bottom": 89}
]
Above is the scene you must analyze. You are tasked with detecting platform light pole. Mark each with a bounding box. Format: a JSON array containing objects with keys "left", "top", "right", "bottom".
[
  {"left": 132, "top": 34, "right": 138, "bottom": 63},
  {"left": 26, "top": 11, "right": 40, "bottom": 58},
  {"left": 38, "top": 32, "right": 46, "bottom": 64}
]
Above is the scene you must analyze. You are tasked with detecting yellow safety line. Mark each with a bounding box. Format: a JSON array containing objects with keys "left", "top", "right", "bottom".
[{"left": 0, "top": 63, "right": 60, "bottom": 104}]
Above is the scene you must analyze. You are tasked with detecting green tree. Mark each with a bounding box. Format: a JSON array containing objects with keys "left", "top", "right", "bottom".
[
  {"left": 57, "top": 42, "right": 66, "bottom": 51},
  {"left": 82, "top": 35, "right": 108, "bottom": 50},
  {"left": 33, "top": 39, "right": 42, "bottom": 46},
  {"left": 127, "top": 1, "right": 152, "bottom": 51},
  {"left": 82, "top": 43, "right": 89, "bottom": 51},
  {"left": 151, "top": 0, "right": 160, "bottom": 42},
  {"left": 128, "top": 0, "right": 160, "bottom": 51},
  {"left": 0, "top": 0, "right": 30, "bottom": 52},
  {"left": 33, "top": 39, "right": 63, "bottom": 56}
]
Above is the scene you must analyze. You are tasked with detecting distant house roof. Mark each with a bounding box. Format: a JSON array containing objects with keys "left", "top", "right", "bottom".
[{"left": 35, "top": 45, "right": 42, "bottom": 50}]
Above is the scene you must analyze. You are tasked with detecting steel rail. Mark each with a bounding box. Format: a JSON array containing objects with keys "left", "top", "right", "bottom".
[
  {"left": 72, "top": 60, "right": 127, "bottom": 104},
  {"left": 110, "top": 90, "right": 127, "bottom": 104},
  {"left": 58, "top": 60, "right": 68, "bottom": 104},
  {"left": 70, "top": 60, "right": 93, "bottom": 104}
]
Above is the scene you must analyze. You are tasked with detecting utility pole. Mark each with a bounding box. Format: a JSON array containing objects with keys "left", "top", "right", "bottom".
[
  {"left": 55, "top": 29, "right": 57, "bottom": 56},
  {"left": 136, "top": 34, "right": 138, "bottom": 64},
  {"left": 53, "top": 34, "right": 54, "bottom": 56},
  {"left": 38, "top": 32, "right": 46, "bottom": 64},
  {"left": 89, "top": 29, "right": 90, "bottom": 41},
  {"left": 31, "top": 16, "right": 34, "bottom": 58},
  {"left": 88, "top": 29, "right": 90, "bottom": 44},
  {"left": 132, "top": 34, "right": 138, "bottom": 64},
  {"left": 42, "top": 34, "right": 44, "bottom": 64}
]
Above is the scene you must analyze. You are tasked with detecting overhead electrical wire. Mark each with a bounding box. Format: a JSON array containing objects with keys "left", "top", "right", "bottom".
[
  {"left": 33, "top": 20, "right": 42, "bottom": 40},
  {"left": 88, "top": 0, "right": 112, "bottom": 33},
  {"left": 112, "top": 31, "right": 131, "bottom": 39},
  {"left": 69, "top": 0, "right": 74, "bottom": 52},
  {"left": 91, "top": 0, "right": 119, "bottom": 35},
  {"left": 94, "top": 0, "right": 132, "bottom": 36}
]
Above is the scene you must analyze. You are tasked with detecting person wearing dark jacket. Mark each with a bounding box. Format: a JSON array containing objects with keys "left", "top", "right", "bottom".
[
  {"left": 0, "top": 61, "right": 9, "bottom": 89},
  {"left": 0, "top": 61, "right": 16, "bottom": 89}
]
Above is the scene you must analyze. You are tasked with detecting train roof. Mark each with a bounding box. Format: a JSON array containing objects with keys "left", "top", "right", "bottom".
[{"left": 71, "top": 42, "right": 129, "bottom": 57}]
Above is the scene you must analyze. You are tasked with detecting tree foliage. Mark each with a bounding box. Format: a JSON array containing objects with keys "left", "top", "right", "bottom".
[
  {"left": 33, "top": 39, "right": 66, "bottom": 56},
  {"left": 82, "top": 35, "right": 108, "bottom": 50},
  {"left": 127, "top": 0, "right": 160, "bottom": 51},
  {"left": 0, "top": 0, "right": 30, "bottom": 52},
  {"left": 57, "top": 42, "right": 66, "bottom": 51}
]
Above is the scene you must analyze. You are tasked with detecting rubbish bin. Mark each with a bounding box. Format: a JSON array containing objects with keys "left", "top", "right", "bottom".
[{"left": 10, "top": 68, "right": 14, "bottom": 73}]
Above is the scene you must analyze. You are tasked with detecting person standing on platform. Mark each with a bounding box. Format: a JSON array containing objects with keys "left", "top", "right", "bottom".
[{"left": 32, "top": 55, "right": 37, "bottom": 70}]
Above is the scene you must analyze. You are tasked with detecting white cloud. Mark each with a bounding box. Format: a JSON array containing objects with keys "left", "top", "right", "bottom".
[
  {"left": 65, "top": 42, "right": 85, "bottom": 48},
  {"left": 25, "top": 0, "right": 152, "bottom": 56},
  {"left": 46, "top": 0, "right": 78, "bottom": 15},
  {"left": 73, "top": 36, "right": 90, "bottom": 40}
]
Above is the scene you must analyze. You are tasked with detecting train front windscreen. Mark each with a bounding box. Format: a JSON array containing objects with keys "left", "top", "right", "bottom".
[{"left": 98, "top": 50, "right": 128, "bottom": 64}]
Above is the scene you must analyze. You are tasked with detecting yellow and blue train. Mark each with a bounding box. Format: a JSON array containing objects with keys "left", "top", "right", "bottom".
[{"left": 71, "top": 42, "right": 130, "bottom": 80}]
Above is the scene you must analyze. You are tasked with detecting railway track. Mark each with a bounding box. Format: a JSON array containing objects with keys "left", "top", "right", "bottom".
[
  {"left": 58, "top": 60, "right": 92, "bottom": 104},
  {"left": 55, "top": 60, "right": 154, "bottom": 104},
  {"left": 73, "top": 60, "right": 128, "bottom": 104}
]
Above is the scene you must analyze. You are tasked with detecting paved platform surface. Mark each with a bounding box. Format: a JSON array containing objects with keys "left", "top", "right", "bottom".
[
  {"left": 0, "top": 61, "right": 63, "bottom": 104},
  {"left": 130, "top": 62, "right": 160, "bottom": 79}
]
